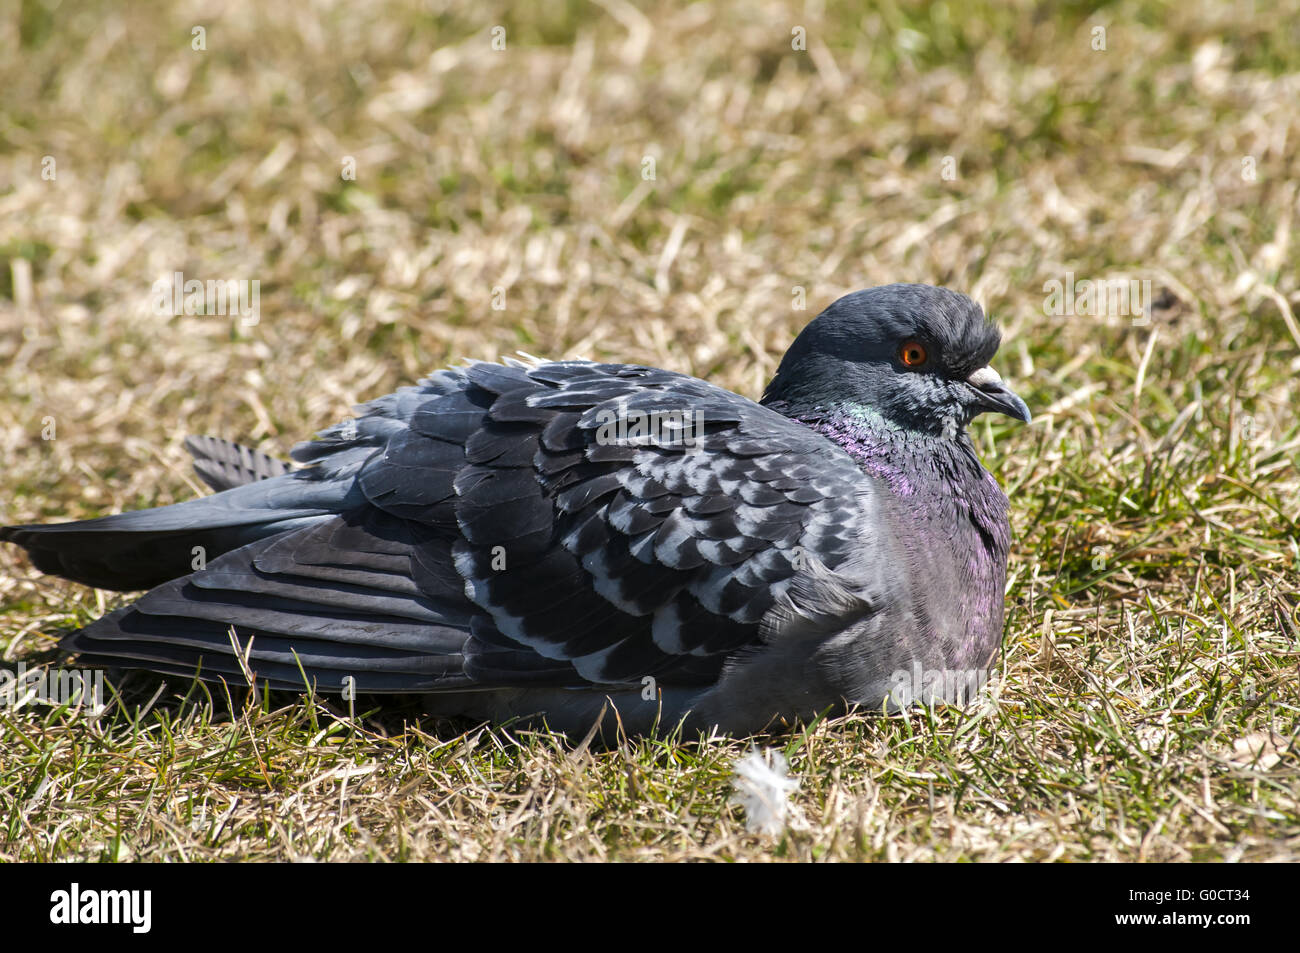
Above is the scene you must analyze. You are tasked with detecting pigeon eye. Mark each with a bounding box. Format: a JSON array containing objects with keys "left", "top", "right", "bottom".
[{"left": 898, "top": 340, "right": 928, "bottom": 368}]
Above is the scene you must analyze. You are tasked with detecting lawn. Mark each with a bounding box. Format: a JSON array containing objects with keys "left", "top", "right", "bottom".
[{"left": 0, "top": 0, "right": 1297, "bottom": 861}]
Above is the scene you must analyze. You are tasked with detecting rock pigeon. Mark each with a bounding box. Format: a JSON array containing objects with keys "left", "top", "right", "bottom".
[{"left": 1, "top": 284, "right": 1031, "bottom": 735}]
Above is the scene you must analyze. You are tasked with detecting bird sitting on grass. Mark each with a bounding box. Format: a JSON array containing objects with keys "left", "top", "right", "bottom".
[{"left": 1, "top": 284, "right": 1031, "bottom": 736}]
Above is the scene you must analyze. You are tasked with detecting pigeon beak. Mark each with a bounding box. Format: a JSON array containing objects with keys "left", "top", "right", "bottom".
[{"left": 966, "top": 366, "right": 1032, "bottom": 423}]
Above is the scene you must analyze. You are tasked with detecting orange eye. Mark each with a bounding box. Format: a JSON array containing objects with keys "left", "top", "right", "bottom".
[{"left": 899, "top": 340, "right": 928, "bottom": 368}]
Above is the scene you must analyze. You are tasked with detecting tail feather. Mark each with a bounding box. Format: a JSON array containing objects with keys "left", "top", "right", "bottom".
[
  {"left": 0, "top": 472, "right": 358, "bottom": 591},
  {"left": 57, "top": 519, "right": 476, "bottom": 694},
  {"left": 62, "top": 609, "right": 455, "bottom": 693},
  {"left": 184, "top": 435, "right": 293, "bottom": 492}
]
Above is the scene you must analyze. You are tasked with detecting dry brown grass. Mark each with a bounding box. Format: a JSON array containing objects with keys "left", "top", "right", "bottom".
[{"left": 1, "top": 0, "right": 1298, "bottom": 861}]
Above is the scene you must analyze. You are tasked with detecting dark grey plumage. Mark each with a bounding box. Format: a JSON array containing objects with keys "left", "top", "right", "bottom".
[{"left": 0, "top": 284, "right": 1031, "bottom": 735}]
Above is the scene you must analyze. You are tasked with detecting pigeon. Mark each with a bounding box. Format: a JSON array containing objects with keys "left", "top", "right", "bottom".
[{"left": 1, "top": 284, "right": 1031, "bottom": 736}]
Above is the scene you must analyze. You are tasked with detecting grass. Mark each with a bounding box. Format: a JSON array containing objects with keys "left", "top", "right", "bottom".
[{"left": 1, "top": 0, "right": 1297, "bottom": 861}]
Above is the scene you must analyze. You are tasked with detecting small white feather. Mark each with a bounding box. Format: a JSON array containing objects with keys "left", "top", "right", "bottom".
[{"left": 729, "top": 747, "right": 800, "bottom": 836}]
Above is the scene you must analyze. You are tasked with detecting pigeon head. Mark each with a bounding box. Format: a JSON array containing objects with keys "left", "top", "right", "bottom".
[{"left": 762, "top": 283, "right": 1031, "bottom": 436}]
